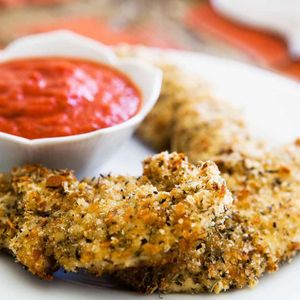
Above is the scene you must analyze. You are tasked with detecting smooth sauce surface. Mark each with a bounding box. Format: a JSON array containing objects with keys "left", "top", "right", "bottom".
[{"left": 0, "top": 57, "right": 141, "bottom": 139}]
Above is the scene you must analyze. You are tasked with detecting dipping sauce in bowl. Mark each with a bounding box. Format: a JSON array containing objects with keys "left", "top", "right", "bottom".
[{"left": 0, "top": 57, "right": 141, "bottom": 139}]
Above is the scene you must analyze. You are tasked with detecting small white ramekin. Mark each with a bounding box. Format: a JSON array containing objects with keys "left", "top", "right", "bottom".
[{"left": 0, "top": 31, "right": 162, "bottom": 177}]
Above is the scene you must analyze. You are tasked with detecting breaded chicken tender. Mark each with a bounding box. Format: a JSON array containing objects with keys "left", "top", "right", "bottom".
[
  {"left": 4, "top": 153, "right": 232, "bottom": 280},
  {"left": 116, "top": 45, "right": 210, "bottom": 151},
  {"left": 116, "top": 146, "right": 300, "bottom": 293},
  {"left": 116, "top": 46, "right": 263, "bottom": 159},
  {"left": 136, "top": 65, "right": 210, "bottom": 151}
]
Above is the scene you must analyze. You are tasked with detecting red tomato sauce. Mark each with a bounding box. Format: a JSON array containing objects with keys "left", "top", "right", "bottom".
[{"left": 0, "top": 57, "right": 141, "bottom": 139}]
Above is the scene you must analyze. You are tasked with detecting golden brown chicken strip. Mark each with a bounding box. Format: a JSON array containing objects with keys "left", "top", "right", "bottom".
[
  {"left": 116, "top": 46, "right": 263, "bottom": 159},
  {"left": 136, "top": 64, "right": 211, "bottom": 151},
  {"left": 116, "top": 146, "right": 300, "bottom": 293},
  {"left": 6, "top": 152, "right": 232, "bottom": 280}
]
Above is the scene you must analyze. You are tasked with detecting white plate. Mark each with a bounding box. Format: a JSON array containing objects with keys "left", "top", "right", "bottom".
[{"left": 1, "top": 49, "right": 300, "bottom": 300}]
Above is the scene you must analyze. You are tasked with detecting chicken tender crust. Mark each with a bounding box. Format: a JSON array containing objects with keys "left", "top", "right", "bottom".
[
  {"left": 0, "top": 174, "right": 19, "bottom": 249},
  {"left": 1, "top": 153, "right": 232, "bottom": 280},
  {"left": 116, "top": 147, "right": 300, "bottom": 293}
]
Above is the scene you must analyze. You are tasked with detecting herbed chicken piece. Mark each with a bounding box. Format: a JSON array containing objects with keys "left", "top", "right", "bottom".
[
  {"left": 116, "top": 146, "right": 300, "bottom": 293},
  {"left": 116, "top": 45, "right": 260, "bottom": 157},
  {"left": 116, "top": 45, "right": 211, "bottom": 151},
  {"left": 8, "top": 152, "right": 232, "bottom": 280},
  {"left": 135, "top": 64, "right": 211, "bottom": 151}
]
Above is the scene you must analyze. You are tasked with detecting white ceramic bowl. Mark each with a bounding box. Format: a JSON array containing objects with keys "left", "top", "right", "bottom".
[{"left": 0, "top": 31, "right": 162, "bottom": 177}]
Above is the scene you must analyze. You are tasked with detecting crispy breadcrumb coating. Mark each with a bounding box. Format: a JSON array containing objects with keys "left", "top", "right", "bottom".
[
  {"left": 136, "top": 64, "right": 210, "bottom": 151},
  {"left": 172, "top": 97, "right": 264, "bottom": 162},
  {"left": 4, "top": 153, "right": 232, "bottom": 280},
  {"left": 0, "top": 174, "right": 19, "bottom": 249},
  {"left": 8, "top": 165, "right": 83, "bottom": 278},
  {"left": 116, "top": 146, "right": 300, "bottom": 293}
]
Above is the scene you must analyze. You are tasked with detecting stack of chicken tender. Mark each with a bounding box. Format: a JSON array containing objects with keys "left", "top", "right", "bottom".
[
  {"left": 116, "top": 46, "right": 300, "bottom": 293},
  {"left": 0, "top": 47, "right": 299, "bottom": 294}
]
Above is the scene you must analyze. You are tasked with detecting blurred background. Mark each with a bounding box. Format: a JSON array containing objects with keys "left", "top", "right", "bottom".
[{"left": 1, "top": 0, "right": 300, "bottom": 80}]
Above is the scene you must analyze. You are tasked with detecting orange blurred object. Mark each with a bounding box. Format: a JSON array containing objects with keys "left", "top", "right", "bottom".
[
  {"left": 0, "top": 0, "right": 70, "bottom": 7},
  {"left": 279, "top": 61, "right": 300, "bottom": 79},
  {"left": 18, "top": 17, "right": 179, "bottom": 49},
  {"left": 185, "top": 3, "right": 300, "bottom": 81}
]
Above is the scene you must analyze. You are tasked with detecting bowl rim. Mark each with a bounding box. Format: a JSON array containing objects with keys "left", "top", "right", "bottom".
[{"left": 0, "top": 30, "right": 162, "bottom": 146}]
